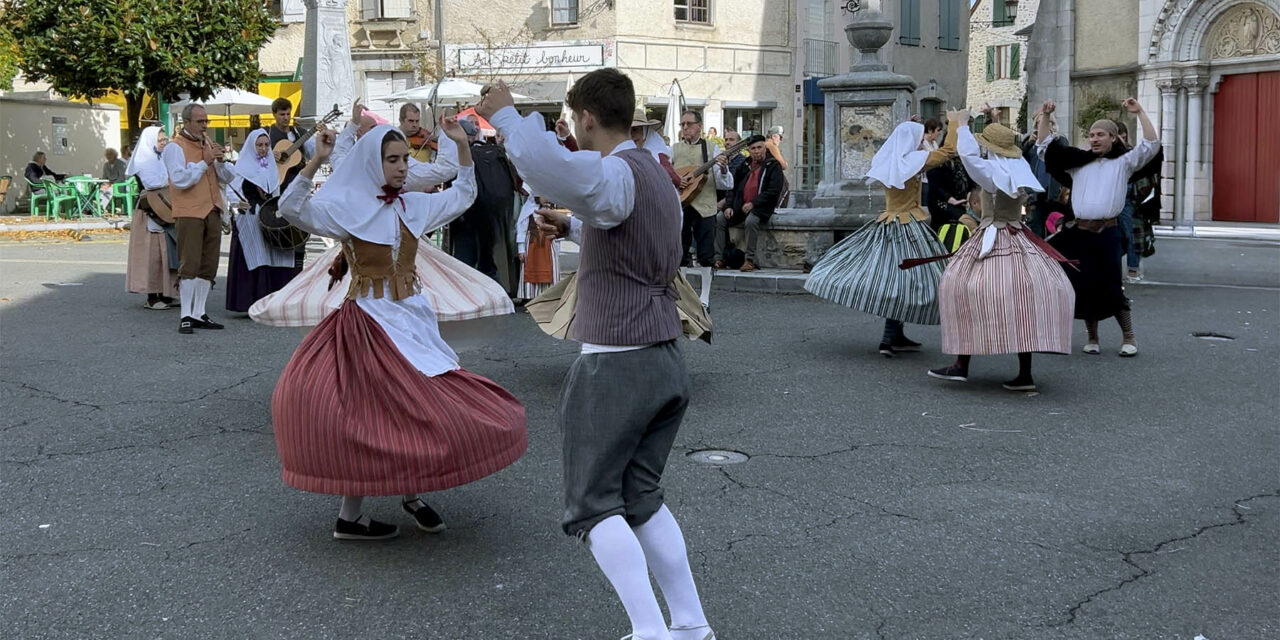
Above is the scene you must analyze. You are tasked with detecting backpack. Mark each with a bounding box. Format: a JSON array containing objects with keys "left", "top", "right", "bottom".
[{"left": 937, "top": 222, "right": 972, "bottom": 253}]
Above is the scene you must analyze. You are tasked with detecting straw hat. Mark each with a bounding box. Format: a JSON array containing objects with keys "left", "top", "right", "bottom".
[
  {"left": 974, "top": 123, "right": 1022, "bottom": 158},
  {"left": 631, "top": 107, "right": 660, "bottom": 128}
]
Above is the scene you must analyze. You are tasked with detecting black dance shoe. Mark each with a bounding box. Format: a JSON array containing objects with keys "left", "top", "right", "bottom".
[
  {"left": 927, "top": 365, "right": 969, "bottom": 382},
  {"left": 195, "top": 315, "right": 224, "bottom": 330},
  {"left": 179, "top": 317, "right": 196, "bottom": 334},
  {"left": 402, "top": 498, "right": 446, "bottom": 534},
  {"left": 1002, "top": 376, "right": 1037, "bottom": 392},
  {"left": 333, "top": 516, "right": 400, "bottom": 541},
  {"left": 890, "top": 336, "right": 922, "bottom": 351}
]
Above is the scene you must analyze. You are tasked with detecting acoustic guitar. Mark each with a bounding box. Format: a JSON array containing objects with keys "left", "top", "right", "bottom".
[
  {"left": 140, "top": 188, "right": 174, "bottom": 224},
  {"left": 674, "top": 138, "right": 751, "bottom": 205},
  {"left": 273, "top": 104, "right": 343, "bottom": 185}
]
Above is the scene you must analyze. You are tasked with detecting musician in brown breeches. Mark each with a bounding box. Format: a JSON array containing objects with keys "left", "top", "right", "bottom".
[{"left": 162, "top": 103, "right": 236, "bottom": 334}]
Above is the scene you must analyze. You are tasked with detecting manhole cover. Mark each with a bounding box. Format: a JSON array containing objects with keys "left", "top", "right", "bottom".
[
  {"left": 1192, "top": 332, "right": 1235, "bottom": 341},
  {"left": 687, "top": 449, "right": 749, "bottom": 465}
]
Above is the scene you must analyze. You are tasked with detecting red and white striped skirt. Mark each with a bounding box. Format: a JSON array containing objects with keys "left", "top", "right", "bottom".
[
  {"left": 939, "top": 226, "right": 1075, "bottom": 356},
  {"left": 271, "top": 300, "right": 527, "bottom": 496}
]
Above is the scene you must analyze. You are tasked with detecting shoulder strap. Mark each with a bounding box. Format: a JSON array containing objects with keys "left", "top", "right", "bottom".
[{"left": 700, "top": 139, "right": 708, "bottom": 163}]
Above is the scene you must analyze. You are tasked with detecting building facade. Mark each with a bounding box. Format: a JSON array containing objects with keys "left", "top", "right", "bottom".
[
  {"left": 793, "top": 0, "right": 970, "bottom": 190},
  {"left": 966, "top": 0, "right": 1038, "bottom": 125},
  {"left": 1027, "top": 0, "right": 1280, "bottom": 224}
]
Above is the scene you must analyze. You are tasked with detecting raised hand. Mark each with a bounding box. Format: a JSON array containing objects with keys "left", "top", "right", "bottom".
[
  {"left": 440, "top": 115, "right": 468, "bottom": 144},
  {"left": 475, "top": 81, "right": 515, "bottom": 120},
  {"left": 313, "top": 128, "right": 337, "bottom": 162},
  {"left": 1122, "top": 98, "right": 1142, "bottom": 113},
  {"left": 555, "top": 119, "right": 571, "bottom": 139},
  {"left": 1041, "top": 99, "right": 1056, "bottom": 115},
  {"left": 350, "top": 98, "right": 365, "bottom": 125},
  {"left": 534, "top": 207, "right": 571, "bottom": 239}
]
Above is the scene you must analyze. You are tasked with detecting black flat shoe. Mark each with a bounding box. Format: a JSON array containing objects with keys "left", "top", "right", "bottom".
[
  {"left": 195, "top": 315, "right": 224, "bottom": 330},
  {"left": 878, "top": 343, "right": 895, "bottom": 358},
  {"left": 1002, "top": 377, "right": 1037, "bottom": 391},
  {"left": 402, "top": 498, "right": 446, "bottom": 534},
  {"left": 179, "top": 317, "right": 195, "bottom": 334},
  {"left": 890, "top": 336, "right": 922, "bottom": 351},
  {"left": 927, "top": 365, "right": 968, "bottom": 382},
  {"left": 333, "top": 516, "right": 399, "bottom": 541}
]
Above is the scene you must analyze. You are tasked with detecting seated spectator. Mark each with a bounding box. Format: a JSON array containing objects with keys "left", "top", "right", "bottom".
[
  {"left": 715, "top": 135, "right": 785, "bottom": 272},
  {"left": 25, "top": 152, "right": 65, "bottom": 192},
  {"left": 102, "top": 148, "right": 128, "bottom": 183},
  {"left": 765, "top": 125, "right": 789, "bottom": 170}
]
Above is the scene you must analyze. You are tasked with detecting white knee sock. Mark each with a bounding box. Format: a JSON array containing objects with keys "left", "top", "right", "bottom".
[
  {"left": 179, "top": 279, "right": 196, "bottom": 318},
  {"left": 633, "top": 506, "right": 710, "bottom": 638},
  {"left": 698, "top": 266, "right": 712, "bottom": 307},
  {"left": 338, "top": 496, "right": 363, "bottom": 521},
  {"left": 588, "top": 515, "right": 671, "bottom": 640},
  {"left": 193, "top": 278, "right": 210, "bottom": 318}
]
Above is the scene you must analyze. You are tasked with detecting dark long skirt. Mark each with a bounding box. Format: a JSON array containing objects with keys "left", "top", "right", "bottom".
[
  {"left": 225, "top": 221, "right": 301, "bottom": 313},
  {"left": 1047, "top": 224, "right": 1128, "bottom": 321}
]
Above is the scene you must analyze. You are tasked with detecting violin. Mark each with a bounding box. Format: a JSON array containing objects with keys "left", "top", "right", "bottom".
[{"left": 405, "top": 129, "right": 437, "bottom": 154}]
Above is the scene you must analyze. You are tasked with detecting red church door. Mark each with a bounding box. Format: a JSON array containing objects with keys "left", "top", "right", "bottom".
[{"left": 1212, "top": 71, "right": 1280, "bottom": 223}]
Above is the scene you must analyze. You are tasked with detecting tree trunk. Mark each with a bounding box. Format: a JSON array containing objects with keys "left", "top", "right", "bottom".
[{"left": 124, "top": 92, "right": 144, "bottom": 153}]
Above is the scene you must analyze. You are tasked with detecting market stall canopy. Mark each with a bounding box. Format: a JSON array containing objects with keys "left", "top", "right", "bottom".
[
  {"left": 170, "top": 88, "right": 277, "bottom": 116},
  {"left": 383, "top": 78, "right": 530, "bottom": 104}
]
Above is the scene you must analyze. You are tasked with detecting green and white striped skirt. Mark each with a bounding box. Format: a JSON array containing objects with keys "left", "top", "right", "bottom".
[{"left": 804, "top": 218, "right": 947, "bottom": 325}]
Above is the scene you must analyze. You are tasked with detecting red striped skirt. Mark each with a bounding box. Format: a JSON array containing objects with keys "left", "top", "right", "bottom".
[
  {"left": 270, "top": 300, "right": 527, "bottom": 496},
  {"left": 939, "top": 226, "right": 1075, "bottom": 355}
]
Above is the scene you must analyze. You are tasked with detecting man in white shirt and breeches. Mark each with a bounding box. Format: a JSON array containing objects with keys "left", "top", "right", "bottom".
[{"left": 1037, "top": 98, "right": 1161, "bottom": 357}]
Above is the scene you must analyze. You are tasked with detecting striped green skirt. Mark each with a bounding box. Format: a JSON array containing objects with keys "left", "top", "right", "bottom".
[{"left": 804, "top": 218, "right": 947, "bottom": 325}]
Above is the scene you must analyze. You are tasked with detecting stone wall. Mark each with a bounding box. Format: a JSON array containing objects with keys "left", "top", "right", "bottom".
[
  {"left": 966, "top": 0, "right": 1039, "bottom": 116},
  {"left": 1073, "top": 0, "right": 1139, "bottom": 70}
]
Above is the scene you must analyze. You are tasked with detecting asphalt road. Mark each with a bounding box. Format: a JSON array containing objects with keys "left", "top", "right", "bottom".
[{"left": 1, "top": 234, "right": 1276, "bottom": 639}]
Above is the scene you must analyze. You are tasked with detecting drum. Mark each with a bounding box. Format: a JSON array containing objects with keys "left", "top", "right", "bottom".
[{"left": 257, "top": 196, "right": 310, "bottom": 251}]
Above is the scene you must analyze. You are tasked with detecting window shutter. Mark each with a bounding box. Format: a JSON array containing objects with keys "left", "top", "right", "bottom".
[
  {"left": 382, "top": 0, "right": 412, "bottom": 19},
  {"left": 986, "top": 46, "right": 995, "bottom": 82},
  {"left": 1011, "top": 43, "right": 1021, "bottom": 79},
  {"left": 900, "top": 0, "right": 920, "bottom": 45},
  {"left": 360, "top": 0, "right": 379, "bottom": 21},
  {"left": 993, "top": 0, "right": 1007, "bottom": 25}
]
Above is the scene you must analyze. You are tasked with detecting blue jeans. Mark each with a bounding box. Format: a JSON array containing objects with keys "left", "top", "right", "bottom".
[{"left": 1117, "top": 199, "right": 1141, "bottom": 270}]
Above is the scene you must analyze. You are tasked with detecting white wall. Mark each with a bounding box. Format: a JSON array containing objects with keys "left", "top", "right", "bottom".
[{"left": 0, "top": 98, "right": 122, "bottom": 214}]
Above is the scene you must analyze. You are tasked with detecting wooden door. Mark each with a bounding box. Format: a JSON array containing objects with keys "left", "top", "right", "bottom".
[{"left": 1212, "top": 72, "right": 1280, "bottom": 223}]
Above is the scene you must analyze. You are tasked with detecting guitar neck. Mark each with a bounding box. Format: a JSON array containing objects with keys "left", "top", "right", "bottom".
[{"left": 688, "top": 140, "right": 749, "bottom": 177}]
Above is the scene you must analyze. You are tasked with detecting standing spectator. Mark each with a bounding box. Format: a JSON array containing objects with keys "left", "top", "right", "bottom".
[
  {"left": 672, "top": 110, "right": 733, "bottom": 268},
  {"left": 450, "top": 118, "right": 520, "bottom": 295},
  {"left": 924, "top": 154, "right": 972, "bottom": 231},
  {"left": 1021, "top": 105, "right": 1064, "bottom": 237},
  {"left": 716, "top": 135, "right": 785, "bottom": 272},
  {"left": 25, "top": 152, "right": 65, "bottom": 193},
  {"left": 918, "top": 118, "right": 943, "bottom": 207},
  {"left": 1116, "top": 122, "right": 1162, "bottom": 281},
  {"left": 765, "top": 125, "right": 789, "bottom": 171}
]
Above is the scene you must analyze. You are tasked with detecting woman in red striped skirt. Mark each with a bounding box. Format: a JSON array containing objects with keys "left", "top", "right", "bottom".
[
  {"left": 924, "top": 110, "right": 1076, "bottom": 392},
  {"left": 271, "top": 120, "right": 527, "bottom": 541}
]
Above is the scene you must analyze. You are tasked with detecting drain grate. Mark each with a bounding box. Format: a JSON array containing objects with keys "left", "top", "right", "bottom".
[
  {"left": 687, "top": 449, "right": 749, "bottom": 465},
  {"left": 1192, "top": 332, "right": 1235, "bottom": 341}
]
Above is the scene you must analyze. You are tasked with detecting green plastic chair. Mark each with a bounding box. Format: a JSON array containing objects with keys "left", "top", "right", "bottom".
[
  {"left": 111, "top": 179, "right": 139, "bottom": 215},
  {"left": 25, "top": 176, "right": 48, "bottom": 216},
  {"left": 44, "top": 179, "right": 78, "bottom": 219}
]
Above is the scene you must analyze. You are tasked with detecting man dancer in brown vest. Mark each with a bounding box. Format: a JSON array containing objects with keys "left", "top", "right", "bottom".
[
  {"left": 162, "top": 104, "right": 235, "bottom": 334},
  {"left": 480, "top": 72, "right": 715, "bottom": 640}
]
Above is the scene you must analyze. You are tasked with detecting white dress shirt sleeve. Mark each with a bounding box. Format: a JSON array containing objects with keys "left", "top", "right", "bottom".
[
  {"left": 213, "top": 162, "right": 235, "bottom": 185},
  {"left": 516, "top": 195, "right": 535, "bottom": 249},
  {"left": 162, "top": 143, "right": 209, "bottom": 189},
  {"left": 490, "top": 106, "right": 634, "bottom": 231},
  {"left": 277, "top": 175, "right": 349, "bottom": 240},
  {"left": 403, "top": 165, "right": 477, "bottom": 233},
  {"left": 711, "top": 142, "right": 734, "bottom": 190},
  {"left": 1122, "top": 136, "right": 1161, "bottom": 174},
  {"left": 404, "top": 133, "right": 460, "bottom": 192},
  {"left": 957, "top": 126, "right": 1000, "bottom": 194},
  {"left": 331, "top": 122, "right": 358, "bottom": 170}
]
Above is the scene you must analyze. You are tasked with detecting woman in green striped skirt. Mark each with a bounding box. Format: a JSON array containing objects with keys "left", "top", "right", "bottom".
[{"left": 805, "top": 111, "right": 963, "bottom": 356}]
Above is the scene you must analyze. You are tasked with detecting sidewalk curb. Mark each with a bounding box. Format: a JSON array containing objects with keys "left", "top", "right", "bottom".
[
  {"left": 684, "top": 269, "right": 810, "bottom": 294},
  {"left": 0, "top": 219, "right": 129, "bottom": 233}
]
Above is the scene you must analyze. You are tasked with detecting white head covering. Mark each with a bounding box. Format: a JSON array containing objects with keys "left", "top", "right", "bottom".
[
  {"left": 125, "top": 126, "right": 169, "bottom": 189},
  {"left": 639, "top": 127, "right": 672, "bottom": 164},
  {"left": 866, "top": 121, "right": 930, "bottom": 190},
  {"left": 958, "top": 127, "right": 1044, "bottom": 198},
  {"left": 310, "top": 124, "right": 431, "bottom": 244},
  {"left": 232, "top": 129, "right": 279, "bottom": 196}
]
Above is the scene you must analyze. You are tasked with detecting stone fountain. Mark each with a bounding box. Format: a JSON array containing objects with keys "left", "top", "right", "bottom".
[{"left": 751, "top": 8, "right": 918, "bottom": 270}]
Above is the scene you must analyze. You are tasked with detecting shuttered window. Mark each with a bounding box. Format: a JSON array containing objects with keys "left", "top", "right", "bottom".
[
  {"left": 938, "top": 0, "right": 961, "bottom": 51},
  {"left": 992, "top": 0, "right": 1012, "bottom": 27},
  {"left": 552, "top": 0, "right": 579, "bottom": 25},
  {"left": 899, "top": 0, "right": 920, "bottom": 46},
  {"left": 988, "top": 44, "right": 1018, "bottom": 80},
  {"left": 361, "top": 0, "right": 411, "bottom": 20}
]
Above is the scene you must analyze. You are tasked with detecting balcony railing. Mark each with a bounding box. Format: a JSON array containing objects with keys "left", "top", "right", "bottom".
[{"left": 804, "top": 38, "right": 837, "bottom": 76}]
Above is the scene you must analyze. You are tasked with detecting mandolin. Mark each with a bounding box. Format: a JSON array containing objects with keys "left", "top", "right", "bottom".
[
  {"left": 273, "top": 104, "right": 343, "bottom": 185},
  {"left": 674, "top": 137, "right": 751, "bottom": 204}
]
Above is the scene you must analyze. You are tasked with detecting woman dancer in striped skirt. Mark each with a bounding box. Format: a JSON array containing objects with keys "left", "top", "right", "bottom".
[
  {"left": 921, "top": 110, "right": 1076, "bottom": 391},
  {"left": 271, "top": 120, "right": 527, "bottom": 541},
  {"left": 804, "top": 111, "right": 963, "bottom": 356}
]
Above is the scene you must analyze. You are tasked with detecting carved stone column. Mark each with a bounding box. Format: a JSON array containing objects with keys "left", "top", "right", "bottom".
[
  {"left": 1156, "top": 79, "right": 1180, "bottom": 223},
  {"left": 302, "top": 0, "right": 356, "bottom": 124},
  {"left": 1183, "top": 79, "right": 1208, "bottom": 227}
]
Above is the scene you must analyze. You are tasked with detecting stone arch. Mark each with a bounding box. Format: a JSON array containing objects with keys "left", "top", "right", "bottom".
[{"left": 1159, "top": 0, "right": 1280, "bottom": 62}]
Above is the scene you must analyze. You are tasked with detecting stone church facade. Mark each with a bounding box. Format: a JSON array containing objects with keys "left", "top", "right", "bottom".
[{"left": 1027, "top": 0, "right": 1279, "bottom": 224}]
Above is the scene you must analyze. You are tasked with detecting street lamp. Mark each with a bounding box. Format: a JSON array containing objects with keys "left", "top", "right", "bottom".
[{"left": 1005, "top": 0, "right": 1019, "bottom": 22}]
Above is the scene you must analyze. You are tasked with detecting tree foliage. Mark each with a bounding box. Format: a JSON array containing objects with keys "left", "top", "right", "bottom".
[
  {"left": 2, "top": 0, "right": 277, "bottom": 145},
  {"left": 0, "top": 21, "right": 18, "bottom": 91}
]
